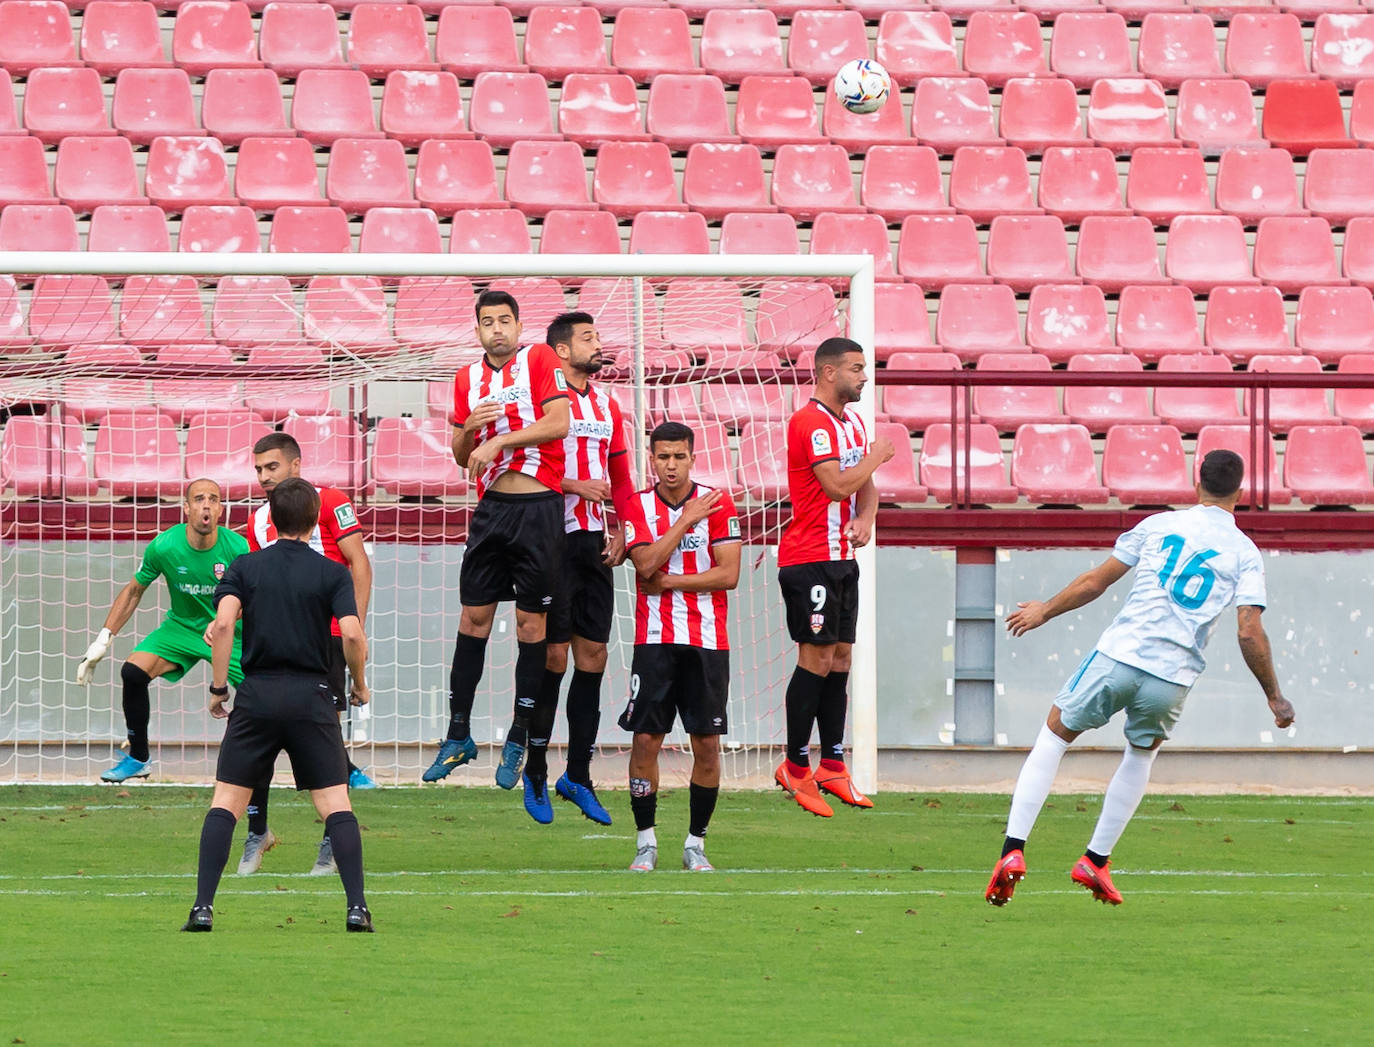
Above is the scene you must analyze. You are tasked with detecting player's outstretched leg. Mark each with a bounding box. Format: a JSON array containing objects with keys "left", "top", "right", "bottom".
[
  {"left": 984, "top": 848, "right": 1027, "bottom": 907},
  {"left": 102, "top": 662, "right": 155, "bottom": 782}
]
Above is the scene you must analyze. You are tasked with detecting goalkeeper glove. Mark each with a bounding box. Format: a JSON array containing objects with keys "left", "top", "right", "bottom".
[{"left": 76, "top": 628, "right": 113, "bottom": 685}]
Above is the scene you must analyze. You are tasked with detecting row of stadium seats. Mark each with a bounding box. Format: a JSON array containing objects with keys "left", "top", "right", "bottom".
[
  {"left": 5, "top": 410, "right": 1373, "bottom": 508},
  {"left": 13, "top": 3, "right": 1374, "bottom": 89}
]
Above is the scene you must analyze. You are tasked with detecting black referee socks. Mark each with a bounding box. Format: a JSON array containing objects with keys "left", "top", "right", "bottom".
[
  {"left": 816, "top": 670, "right": 851, "bottom": 764},
  {"left": 120, "top": 662, "right": 153, "bottom": 762},
  {"left": 194, "top": 807, "right": 237, "bottom": 909},
  {"left": 446, "top": 632, "right": 489, "bottom": 741},
  {"left": 325, "top": 811, "right": 367, "bottom": 911},
  {"left": 784, "top": 667, "right": 827, "bottom": 766}
]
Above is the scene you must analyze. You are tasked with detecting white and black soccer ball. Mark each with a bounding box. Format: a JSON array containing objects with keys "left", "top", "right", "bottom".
[{"left": 833, "top": 58, "right": 891, "bottom": 115}]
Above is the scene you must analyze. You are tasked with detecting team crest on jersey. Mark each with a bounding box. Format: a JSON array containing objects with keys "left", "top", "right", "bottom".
[
  {"left": 334, "top": 503, "right": 358, "bottom": 530},
  {"left": 728, "top": 517, "right": 741, "bottom": 538},
  {"left": 625, "top": 521, "right": 637, "bottom": 543},
  {"left": 213, "top": 562, "right": 226, "bottom": 580},
  {"left": 810, "top": 613, "right": 825, "bottom": 634},
  {"left": 811, "top": 429, "right": 833, "bottom": 456}
]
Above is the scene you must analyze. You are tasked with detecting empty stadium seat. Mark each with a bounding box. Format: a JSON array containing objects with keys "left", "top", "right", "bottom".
[
  {"left": 32, "top": 274, "right": 120, "bottom": 349},
  {"left": 0, "top": 1, "right": 77, "bottom": 76},
  {"left": 64, "top": 343, "right": 146, "bottom": 422},
  {"left": 449, "top": 208, "right": 532, "bottom": 255},
  {"left": 772, "top": 144, "right": 861, "bottom": 221},
  {"left": 1351, "top": 80, "right": 1374, "bottom": 146},
  {"left": 359, "top": 207, "right": 443, "bottom": 254},
  {"left": 1303, "top": 149, "right": 1374, "bottom": 227},
  {"left": 0, "top": 136, "right": 56, "bottom": 206},
  {"left": 1215, "top": 149, "right": 1303, "bottom": 226},
  {"left": 1333, "top": 355, "right": 1374, "bottom": 429},
  {"left": 113, "top": 68, "right": 202, "bottom": 146},
  {"left": 860, "top": 145, "right": 949, "bottom": 219},
  {"left": 183, "top": 408, "right": 271, "bottom": 500},
  {"left": 292, "top": 69, "right": 383, "bottom": 146},
  {"left": 935, "top": 283, "right": 1026, "bottom": 362},
  {"left": 1076, "top": 215, "right": 1166, "bottom": 292},
  {"left": 1137, "top": 14, "right": 1222, "bottom": 89},
  {"left": 393, "top": 276, "right": 476, "bottom": 350},
  {"left": 658, "top": 279, "right": 745, "bottom": 357},
  {"left": 920, "top": 423, "right": 1019, "bottom": 505},
  {"left": 469, "top": 72, "right": 560, "bottom": 150},
  {"left": 986, "top": 215, "right": 1075, "bottom": 292},
  {"left": 700, "top": 9, "right": 784, "bottom": 84},
  {"left": 718, "top": 212, "right": 798, "bottom": 255},
  {"left": 1165, "top": 215, "right": 1257, "bottom": 292},
  {"left": 1284, "top": 424, "right": 1374, "bottom": 505},
  {"left": 948, "top": 147, "right": 1037, "bottom": 224},
  {"left": 326, "top": 138, "right": 415, "bottom": 213},
  {"left": 1204, "top": 285, "right": 1290, "bottom": 364},
  {"left": 348, "top": 1, "right": 436, "bottom": 78},
  {"left": 1263, "top": 80, "right": 1353, "bottom": 156},
  {"left": 683, "top": 143, "right": 770, "bottom": 221},
  {"left": 1296, "top": 285, "right": 1374, "bottom": 364},
  {"left": 413, "top": 139, "right": 502, "bottom": 216},
  {"left": 594, "top": 141, "right": 683, "bottom": 218},
  {"left": 146, "top": 137, "right": 234, "bottom": 211},
  {"left": 822, "top": 86, "right": 910, "bottom": 154},
  {"left": 1116, "top": 284, "right": 1202, "bottom": 364},
  {"left": 213, "top": 275, "right": 301, "bottom": 345},
  {"left": 788, "top": 9, "right": 869, "bottom": 85},
  {"left": 875, "top": 11, "right": 959, "bottom": 86},
  {"left": 172, "top": 1, "right": 260, "bottom": 77},
  {"left": 180, "top": 205, "right": 260, "bottom": 253},
  {"left": 867, "top": 284, "right": 934, "bottom": 362},
  {"left": 304, "top": 276, "right": 392, "bottom": 352},
  {"left": 871, "top": 421, "right": 926, "bottom": 504},
  {"left": 1195, "top": 424, "right": 1291, "bottom": 506},
  {"left": 644, "top": 74, "right": 736, "bottom": 152},
  {"left": 1126, "top": 148, "right": 1215, "bottom": 226},
  {"left": 558, "top": 73, "right": 646, "bottom": 149},
  {"left": 1247, "top": 354, "right": 1335, "bottom": 433},
  {"left": 973, "top": 353, "right": 1060, "bottom": 431},
  {"left": 897, "top": 215, "right": 987, "bottom": 288},
  {"left": 120, "top": 274, "right": 208, "bottom": 346},
  {"left": 95, "top": 408, "right": 183, "bottom": 498},
  {"left": 1175, "top": 78, "right": 1266, "bottom": 153},
  {"left": 1154, "top": 353, "right": 1243, "bottom": 430},
  {"left": 1102, "top": 424, "right": 1194, "bottom": 505},
  {"left": 1025, "top": 283, "right": 1113, "bottom": 364},
  {"left": 736, "top": 76, "right": 823, "bottom": 151},
  {"left": 234, "top": 137, "right": 322, "bottom": 210},
  {"left": 963, "top": 12, "right": 1047, "bottom": 87},
  {"left": 201, "top": 69, "right": 292, "bottom": 146},
  {"left": 81, "top": 0, "right": 169, "bottom": 76},
  {"left": 1036, "top": 147, "right": 1125, "bottom": 224},
  {"left": 0, "top": 205, "right": 78, "bottom": 253},
  {"left": 0, "top": 416, "right": 93, "bottom": 498},
  {"left": 523, "top": 6, "right": 607, "bottom": 82},
  {"left": 1051, "top": 12, "right": 1135, "bottom": 87},
  {"left": 258, "top": 1, "right": 346, "bottom": 77},
  {"left": 488, "top": 277, "right": 567, "bottom": 336},
  {"left": 756, "top": 281, "right": 839, "bottom": 359},
  {"left": 701, "top": 382, "right": 791, "bottom": 433},
  {"left": 0, "top": 274, "right": 25, "bottom": 351},
  {"left": 1343, "top": 217, "right": 1374, "bottom": 286},
  {"left": 1225, "top": 13, "right": 1311, "bottom": 86},
  {"left": 0, "top": 72, "right": 17, "bottom": 137},
  {"left": 1252, "top": 217, "right": 1344, "bottom": 294},
  {"left": 373, "top": 417, "right": 467, "bottom": 498},
  {"left": 505, "top": 140, "right": 593, "bottom": 218},
  {"left": 628, "top": 211, "right": 710, "bottom": 255},
  {"left": 283, "top": 413, "right": 370, "bottom": 495},
  {"left": 1013, "top": 423, "right": 1109, "bottom": 505},
  {"left": 1063, "top": 354, "right": 1156, "bottom": 431},
  {"left": 882, "top": 352, "right": 973, "bottom": 433},
  {"left": 913, "top": 78, "right": 1002, "bottom": 152},
  {"left": 1089, "top": 79, "right": 1174, "bottom": 153},
  {"left": 1311, "top": 13, "right": 1374, "bottom": 88},
  {"left": 55, "top": 136, "right": 142, "bottom": 211},
  {"left": 612, "top": 8, "right": 695, "bottom": 82},
  {"left": 269, "top": 206, "right": 353, "bottom": 254},
  {"left": 998, "top": 77, "right": 1087, "bottom": 153},
  {"left": 24, "top": 67, "right": 112, "bottom": 145},
  {"left": 90, "top": 204, "right": 171, "bottom": 253},
  {"left": 435, "top": 6, "right": 524, "bottom": 81},
  {"left": 381, "top": 70, "right": 470, "bottom": 148},
  {"left": 539, "top": 209, "right": 620, "bottom": 255},
  {"left": 809, "top": 213, "right": 897, "bottom": 280},
  {"left": 152, "top": 345, "right": 242, "bottom": 424}
]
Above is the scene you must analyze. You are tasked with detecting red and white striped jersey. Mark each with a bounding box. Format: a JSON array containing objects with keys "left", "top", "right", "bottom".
[
  {"left": 778, "top": 399, "right": 870, "bottom": 568},
  {"left": 450, "top": 343, "right": 569, "bottom": 498},
  {"left": 622, "top": 483, "right": 742, "bottom": 651},
  {"left": 562, "top": 380, "right": 631, "bottom": 533},
  {"left": 246, "top": 484, "right": 362, "bottom": 637}
]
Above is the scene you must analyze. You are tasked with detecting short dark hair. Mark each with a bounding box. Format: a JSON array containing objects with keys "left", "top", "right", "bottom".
[
  {"left": 269, "top": 477, "right": 320, "bottom": 536},
  {"left": 475, "top": 288, "right": 520, "bottom": 322},
  {"left": 1199, "top": 449, "right": 1244, "bottom": 497},
  {"left": 546, "top": 311, "right": 595, "bottom": 350},
  {"left": 650, "top": 420, "right": 694, "bottom": 452},
  {"left": 814, "top": 336, "right": 864, "bottom": 367},
  {"left": 252, "top": 432, "right": 302, "bottom": 460}
]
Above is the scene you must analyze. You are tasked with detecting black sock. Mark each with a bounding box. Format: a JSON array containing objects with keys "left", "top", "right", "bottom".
[
  {"left": 565, "top": 668, "right": 603, "bottom": 785},
  {"left": 247, "top": 780, "right": 270, "bottom": 836},
  {"left": 630, "top": 783, "right": 657, "bottom": 831},
  {"left": 508, "top": 639, "right": 547, "bottom": 747},
  {"left": 525, "top": 668, "right": 563, "bottom": 779},
  {"left": 325, "top": 811, "right": 367, "bottom": 910},
  {"left": 194, "top": 807, "right": 237, "bottom": 909},
  {"left": 347, "top": 759, "right": 360, "bottom": 775},
  {"left": 120, "top": 662, "right": 153, "bottom": 762},
  {"left": 784, "top": 666, "right": 826, "bottom": 766},
  {"left": 817, "top": 670, "right": 850, "bottom": 763},
  {"left": 446, "top": 632, "right": 488, "bottom": 741},
  {"left": 1085, "top": 849, "right": 1110, "bottom": 869},
  {"left": 688, "top": 783, "right": 719, "bottom": 839},
  {"left": 1002, "top": 836, "right": 1026, "bottom": 858}
]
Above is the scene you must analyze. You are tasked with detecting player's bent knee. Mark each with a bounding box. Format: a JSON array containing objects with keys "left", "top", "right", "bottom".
[
  {"left": 121, "top": 660, "right": 153, "bottom": 687},
  {"left": 514, "top": 612, "right": 547, "bottom": 644},
  {"left": 832, "top": 643, "right": 854, "bottom": 674},
  {"left": 209, "top": 781, "right": 253, "bottom": 818},
  {"left": 459, "top": 604, "right": 497, "bottom": 637},
  {"left": 545, "top": 643, "right": 570, "bottom": 674},
  {"left": 310, "top": 784, "right": 352, "bottom": 819},
  {"left": 798, "top": 644, "right": 837, "bottom": 676},
  {"left": 572, "top": 639, "right": 608, "bottom": 673}
]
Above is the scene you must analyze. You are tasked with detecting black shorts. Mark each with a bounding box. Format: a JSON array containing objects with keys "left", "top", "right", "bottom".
[
  {"left": 328, "top": 635, "right": 347, "bottom": 712},
  {"left": 778, "top": 560, "right": 860, "bottom": 646},
  {"left": 547, "top": 529, "right": 615, "bottom": 645},
  {"left": 216, "top": 677, "right": 349, "bottom": 792},
  {"left": 460, "top": 490, "right": 565, "bottom": 613},
  {"left": 618, "top": 644, "right": 730, "bottom": 736}
]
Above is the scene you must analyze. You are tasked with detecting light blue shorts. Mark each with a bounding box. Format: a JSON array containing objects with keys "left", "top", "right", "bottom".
[{"left": 1053, "top": 651, "right": 1191, "bottom": 749}]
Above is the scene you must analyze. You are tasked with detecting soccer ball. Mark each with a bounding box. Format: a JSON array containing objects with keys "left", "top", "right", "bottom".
[{"left": 833, "top": 58, "right": 891, "bottom": 115}]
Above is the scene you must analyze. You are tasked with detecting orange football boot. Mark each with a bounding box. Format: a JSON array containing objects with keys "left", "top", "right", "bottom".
[
  {"left": 1071, "top": 855, "right": 1123, "bottom": 905},
  {"left": 984, "top": 849, "right": 1027, "bottom": 906},
  {"left": 774, "top": 761, "right": 834, "bottom": 818},
  {"left": 813, "top": 764, "right": 874, "bottom": 809}
]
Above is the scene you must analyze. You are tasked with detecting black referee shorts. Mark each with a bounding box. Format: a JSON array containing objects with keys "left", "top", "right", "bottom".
[
  {"left": 460, "top": 490, "right": 565, "bottom": 614},
  {"left": 327, "top": 635, "right": 347, "bottom": 712},
  {"left": 618, "top": 644, "right": 730, "bottom": 737},
  {"left": 216, "top": 677, "right": 349, "bottom": 792},
  {"left": 547, "top": 528, "right": 615, "bottom": 645},
  {"left": 778, "top": 560, "right": 860, "bottom": 646}
]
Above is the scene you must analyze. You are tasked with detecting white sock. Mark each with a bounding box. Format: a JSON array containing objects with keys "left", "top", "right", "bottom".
[
  {"left": 1087, "top": 746, "right": 1158, "bottom": 858},
  {"left": 1005, "top": 724, "right": 1072, "bottom": 841},
  {"left": 636, "top": 828, "right": 657, "bottom": 849},
  {"left": 684, "top": 833, "right": 705, "bottom": 851}
]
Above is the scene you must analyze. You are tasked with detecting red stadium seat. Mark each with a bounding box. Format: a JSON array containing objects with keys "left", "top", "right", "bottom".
[
  {"left": 1311, "top": 14, "right": 1374, "bottom": 89},
  {"left": 539, "top": 209, "right": 621, "bottom": 255},
  {"left": 860, "top": 145, "right": 949, "bottom": 220},
  {"left": 413, "top": 139, "right": 502, "bottom": 216},
  {"left": 1205, "top": 285, "right": 1290, "bottom": 366},
  {"left": 1126, "top": 148, "right": 1215, "bottom": 226},
  {"left": 883, "top": 352, "right": 973, "bottom": 433},
  {"left": 55, "top": 136, "right": 143, "bottom": 211},
  {"left": 172, "top": 1, "right": 260, "bottom": 77},
  {"left": 30, "top": 276, "right": 117, "bottom": 349},
  {"left": 875, "top": 11, "right": 959, "bottom": 87},
  {"left": 292, "top": 69, "right": 383, "bottom": 146},
  {"left": 0, "top": 274, "right": 26, "bottom": 351},
  {"left": 1051, "top": 12, "right": 1136, "bottom": 88},
  {"left": 146, "top": 137, "right": 234, "bottom": 211},
  {"left": 382, "top": 71, "right": 470, "bottom": 148},
  {"left": 152, "top": 345, "right": 242, "bottom": 424},
  {"left": 683, "top": 144, "right": 771, "bottom": 222},
  {"left": 1303, "top": 149, "right": 1374, "bottom": 228},
  {"left": 0, "top": 1, "right": 77, "bottom": 76},
  {"left": 258, "top": 2, "right": 346, "bottom": 77},
  {"left": 1136, "top": 14, "right": 1222, "bottom": 89},
  {"left": 1154, "top": 353, "right": 1243, "bottom": 431},
  {"left": 870, "top": 283, "right": 934, "bottom": 362},
  {"left": 594, "top": 141, "right": 683, "bottom": 218},
  {"left": 579, "top": 278, "right": 662, "bottom": 360},
  {"left": 0, "top": 205, "right": 78, "bottom": 253},
  {"left": 1088, "top": 79, "right": 1173, "bottom": 152},
  {"left": 973, "top": 352, "right": 1060, "bottom": 431},
  {"left": 1215, "top": 149, "right": 1304, "bottom": 226},
  {"left": 560, "top": 73, "right": 647, "bottom": 149},
  {"left": 348, "top": 1, "right": 436, "bottom": 79},
  {"left": 81, "top": 0, "right": 169, "bottom": 76},
  {"left": 0, "top": 136, "right": 57, "bottom": 206},
  {"left": 113, "top": 69, "right": 202, "bottom": 147},
  {"left": 935, "top": 283, "right": 1026, "bottom": 362},
  {"left": 1247, "top": 354, "right": 1335, "bottom": 433},
  {"left": 772, "top": 144, "right": 862, "bottom": 221},
  {"left": 394, "top": 276, "right": 477, "bottom": 352},
  {"left": 999, "top": 77, "right": 1087, "bottom": 153},
  {"left": 0, "top": 71, "right": 18, "bottom": 137},
  {"left": 868, "top": 421, "right": 925, "bottom": 504},
  {"left": 120, "top": 274, "right": 208, "bottom": 346},
  {"left": 1102, "top": 424, "right": 1194, "bottom": 505},
  {"left": 1175, "top": 79, "right": 1266, "bottom": 153},
  {"left": 488, "top": 277, "right": 566, "bottom": 336},
  {"left": 469, "top": 72, "right": 560, "bottom": 150},
  {"left": 180, "top": 204, "right": 260, "bottom": 253},
  {"left": 897, "top": 215, "right": 988, "bottom": 288},
  {"left": 1195, "top": 424, "right": 1290, "bottom": 506},
  {"left": 700, "top": 10, "right": 784, "bottom": 84},
  {"left": 1116, "top": 284, "right": 1203, "bottom": 365},
  {"left": 201, "top": 70, "right": 292, "bottom": 146},
  {"left": 913, "top": 78, "right": 1002, "bottom": 152},
  {"left": 948, "top": 146, "right": 1037, "bottom": 224},
  {"left": 628, "top": 211, "right": 710, "bottom": 255},
  {"left": 524, "top": 6, "right": 607, "bottom": 82},
  {"left": 702, "top": 382, "right": 791, "bottom": 433},
  {"left": 0, "top": 416, "right": 94, "bottom": 498},
  {"left": 612, "top": 8, "right": 697, "bottom": 83},
  {"left": 1025, "top": 283, "right": 1113, "bottom": 365},
  {"left": 283, "top": 413, "right": 371, "bottom": 495},
  {"left": 304, "top": 276, "right": 392, "bottom": 352},
  {"left": 986, "top": 215, "right": 1075, "bottom": 293},
  {"left": 737, "top": 76, "right": 823, "bottom": 151},
  {"left": 213, "top": 275, "right": 302, "bottom": 345},
  {"left": 450, "top": 208, "right": 532, "bottom": 255},
  {"left": 1064, "top": 354, "right": 1156, "bottom": 431},
  {"left": 646, "top": 74, "right": 737, "bottom": 152},
  {"left": 373, "top": 417, "right": 467, "bottom": 498},
  {"left": 1262, "top": 80, "right": 1353, "bottom": 156},
  {"left": 24, "top": 67, "right": 112, "bottom": 146},
  {"left": 822, "top": 86, "right": 909, "bottom": 154},
  {"left": 435, "top": 6, "right": 524, "bottom": 81},
  {"left": 1076, "top": 215, "right": 1166, "bottom": 293},
  {"left": 1036, "top": 147, "right": 1125, "bottom": 224},
  {"left": 1343, "top": 216, "right": 1374, "bottom": 286},
  {"left": 1165, "top": 215, "right": 1257, "bottom": 292},
  {"left": 756, "top": 281, "right": 840, "bottom": 360},
  {"left": 506, "top": 140, "right": 594, "bottom": 219},
  {"left": 234, "top": 137, "right": 321, "bottom": 211},
  {"left": 1225, "top": 13, "right": 1311, "bottom": 87},
  {"left": 809, "top": 213, "right": 897, "bottom": 281},
  {"left": 673, "top": 419, "right": 731, "bottom": 491},
  {"left": 1333, "top": 355, "right": 1374, "bottom": 430},
  {"left": 359, "top": 207, "right": 443, "bottom": 254},
  {"left": 963, "top": 12, "right": 1047, "bottom": 87},
  {"left": 1297, "top": 285, "right": 1374, "bottom": 364},
  {"left": 326, "top": 138, "right": 416, "bottom": 213},
  {"left": 920, "top": 423, "right": 1019, "bottom": 505},
  {"left": 788, "top": 10, "right": 870, "bottom": 86},
  {"left": 64, "top": 343, "right": 146, "bottom": 422},
  {"left": 95, "top": 408, "right": 184, "bottom": 498},
  {"left": 1284, "top": 424, "right": 1374, "bottom": 505},
  {"left": 1013, "top": 423, "right": 1109, "bottom": 505},
  {"left": 1252, "top": 217, "right": 1343, "bottom": 294},
  {"left": 184, "top": 409, "right": 272, "bottom": 500},
  {"left": 1351, "top": 80, "right": 1374, "bottom": 147},
  {"left": 718, "top": 212, "right": 798, "bottom": 255},
  {"left": 268, "top": 206, "right": 353, "bottom": 254},
  {"left": 90, "top": 204, "right": 171, "bottom": 253}
]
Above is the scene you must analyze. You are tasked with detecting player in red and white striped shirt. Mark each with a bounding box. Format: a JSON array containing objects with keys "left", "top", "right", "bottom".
[
  {"left": 424, "top": 289, "right": 571, "bottom": 792},
  {"left": 522, "top": 312, "right": 637, "bottom": 826},
  {"left": 617, "top": 422, "right": 742, "bottom": 873},
  {"left": 775, "top": 337, "right": 893, "bottom": 818}
]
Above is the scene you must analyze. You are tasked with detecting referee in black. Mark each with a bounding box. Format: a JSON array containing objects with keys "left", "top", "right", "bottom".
[{"left": 182, "top": 478, "right": 374, "bottom": 933}]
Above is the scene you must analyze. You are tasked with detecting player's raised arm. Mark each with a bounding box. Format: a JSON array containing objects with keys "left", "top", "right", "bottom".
[
  {"left": 1236, "top": 605, "right": 1295, "bottom": 728},
  {"left": 628, "top": 489, "right": 723, "bottom": 581},
  {"left": 811, "top": 436, "right": 893, "bottom": 503},
  {"left": 76, "top": 576, "right": 149, "bottom": 684},
  {"left": 1005, "top": 556, "right": 1132, "bottom": 636}
]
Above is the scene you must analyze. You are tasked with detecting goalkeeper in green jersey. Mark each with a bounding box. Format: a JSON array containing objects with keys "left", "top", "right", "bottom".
[{"left": 76, "top": 479, "right": 251, "bottom": 783}]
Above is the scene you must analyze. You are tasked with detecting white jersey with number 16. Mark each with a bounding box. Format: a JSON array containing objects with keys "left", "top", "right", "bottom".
[{"left": 1095, "top": 504, "right": 1267, "bottom": 687}]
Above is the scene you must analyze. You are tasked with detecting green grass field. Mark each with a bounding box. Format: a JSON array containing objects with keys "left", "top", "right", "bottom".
[{"left": 1, "top": 785, "right": 1369, "bottom": 1046}]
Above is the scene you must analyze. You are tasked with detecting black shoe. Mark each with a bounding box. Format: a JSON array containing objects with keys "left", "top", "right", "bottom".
[
  {"left": 181, "top": 905, "right": 213, "bottom": 932},
  {"left": 346, "top": 905, "right": 374, "bottom": 933}
]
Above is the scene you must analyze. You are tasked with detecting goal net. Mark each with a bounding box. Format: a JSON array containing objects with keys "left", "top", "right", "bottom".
[{"left": 0, "top": 252, "right": 877, "bottom": 791}]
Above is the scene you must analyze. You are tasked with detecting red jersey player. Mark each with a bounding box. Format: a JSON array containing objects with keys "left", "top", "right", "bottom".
[
  {"left": 523, "top": 311, "right": 636, "bottom": 826},
  {"left": 774, "top": 337, "right": 893, "bottom": 818},
  {"left": 239, "top": 432, "right": 376, "bottom": 875},
  {"left": 618, "top": 421, "right": 742, "bottom": 873},
  {"left": 423, "top": 288, "right": 571, "bottom": 791}
]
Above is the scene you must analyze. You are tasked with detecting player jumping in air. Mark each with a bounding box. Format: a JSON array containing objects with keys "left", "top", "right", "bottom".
[
  {"left": 523, "top": 311, "right": 636, "bottom": 826},
  {"left": 236, "top": 432, "right": 375, "bottom": 877},
  {"left": 985, "top": 450, "right": 1296, "bottom": 907},
  {"left": 76, "top": 479, "right": 249, "bottom": 784},
  {"left": 424, "top": 289, "right": 571, "bottom": 789},
  {"left": 774, "top": 337, "right": 893, "bottom": 817},
  {"left": 618, "top": 422, "right": 742, "bottom": 873}
]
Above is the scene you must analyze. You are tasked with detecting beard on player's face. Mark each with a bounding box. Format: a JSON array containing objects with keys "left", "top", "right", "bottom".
[{"left": 572, "top": 351, "right": 605, "bottom": 375}]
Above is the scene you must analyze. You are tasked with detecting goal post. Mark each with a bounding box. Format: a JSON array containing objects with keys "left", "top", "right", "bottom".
[{"left": 0, "top": 251, "right": 879, "bottom": 792}]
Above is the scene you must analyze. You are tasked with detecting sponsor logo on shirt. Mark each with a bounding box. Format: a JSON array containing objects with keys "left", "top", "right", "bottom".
[
  {"left": 176, "top": 583, "right": 217, "bottom": 596},
  {"left": 678, "top": 532, "right": 708, "bottom": 552},
  {"left": 481, "top": 385, "right": 528, "bottom": 406},
  {"left": 811, "top": 429, "right": 833, "bottom": 456},
  {"left": 839, "top": 447, "right": 863, "bottom": 469},
  {"left": 334, "top": 503, "right": 358, "bottom": 530},
  {"left": 569, "top": 419, "right": 614, "bottom": 439}
]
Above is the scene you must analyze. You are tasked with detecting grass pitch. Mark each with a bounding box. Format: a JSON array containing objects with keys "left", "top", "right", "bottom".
[{"left": 0, "top": 785, "right": 1369, "bottom": 1046}]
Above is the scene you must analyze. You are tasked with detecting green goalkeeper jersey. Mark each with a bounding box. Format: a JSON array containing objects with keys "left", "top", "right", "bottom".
[{"left": 134, "top": 525, "right": 251, "bottom": 632}]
